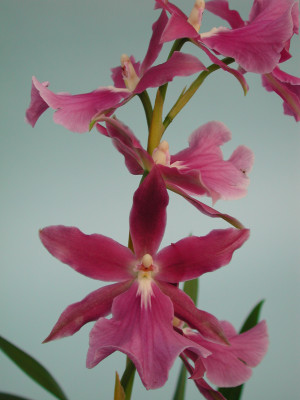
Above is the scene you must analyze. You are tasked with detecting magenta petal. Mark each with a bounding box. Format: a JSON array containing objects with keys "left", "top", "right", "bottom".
[
  {"left": 203, "top": 0, "right": 297, "bottom": 73},
  {"left": 97, "top": 117, "right": 152, "bottom": 174},
  {"left": 139, "top": 10, "right": 168, "bottom": 75},
  {"left": 262, "top": 67, "right": 300, "bottom": 122},
  {"left": 160, "top": 164, "right": 208, "bottom": 197},
  {"left": 32, "top": 77, "right": 129, "bottom": 133},
  {"left": 135, "top": 52, "right": 207, "bottom": 94},
  {"left": 25, "top": 78, "right": 49, "bottom": 127},
  {"left": 43, "top": 281, "right": 132, "bottom": 342},
  {"left": 161, "top": 13, "right": 200, "bottom": 43},
  {"left": 39, "top": 226, "right": 136, "bottom": 281},
  {"left": 156, "top": 228, "right": 249, "bottom": 283},
  {"left": 158, "top": 282, "right": 228, "bottom": 345},
  {"left": 87, "top": 282, "right": 209, "bottom": 389},
  {"left": 168, "top": 184, "right": 245, "bottom": 229},
  {"left": 170, "top": 121, "right": 254, "bottom": 202},
  {"left": 187, "top": 320, "right": 268, "bottom": 387},
  {"left": 205, "top": 0, "right": 245, "bottom": 29},
  {"left": 129, "top": 167, "right": 169, "bottom": 258}
]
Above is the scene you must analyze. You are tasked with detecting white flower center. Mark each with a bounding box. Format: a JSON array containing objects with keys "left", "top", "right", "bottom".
[
  {"left": 136, "top": 254, "right": 155, "bottom": 309},
  {"left": 152, "top": 140, "right": 170, "bottom": 166},
  {"left": 120, "top": 54, "right": 140, "bottom": 91},
  {"left": 188, "top": 0, "right": 205, "bottom": 32}
]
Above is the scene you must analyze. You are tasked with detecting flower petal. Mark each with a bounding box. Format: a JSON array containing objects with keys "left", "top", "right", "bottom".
[
  {"left": 43, "top": 281, "right": 132, "bottom": 342},
  {"left": 158, "top": 282, "right": 228, "bottom": 345},
  {"left": 168, "top": 184, "right": 245, "bottom": 229},
  {"left": 130, "top": 167, "right": 169, "bottom": 258},
  {"left": 39, "top": 226, "right": 136, "bottom": 281},
  {"left": 25, "top": 79, "right": 49, "bottom": 127},
  {"left": 161, "top": 12, "right": 200, "bottom": 42},
  {"left": 96, "top": 117, "right": 152, "bottom": 174},
  {"left": 203, "top": 0, "right": 298, "bottom": 73},
  {"left": 205, "top": 0, "right": 245, "bottom": 29},
  {"left": 139, "top": 10, "right": 169, "bottom": 75},
  {"left": 135, "top": 52, "right": 207, "bottom": 94},
  {"left": 170, "top": 121, "right": 254, "bottom": 202},
  {"left": 31, "top": 77, "right": 130, "bottom": 133},
  {"left": 186, "top": 320, "right": 268, "bottom": 387},
  {"left": 87, "top": 282, "right": 209, "bottom": 389},
  {"left": 156, "top": 228, "right": 249, "bottom": 283},
  {"left": 262, "top": 67, "right": 300, "bottom": 122}
]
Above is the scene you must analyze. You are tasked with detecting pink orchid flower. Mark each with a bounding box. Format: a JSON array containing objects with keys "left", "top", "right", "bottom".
[
  {"left": 155, "top": 0, "right": 249, "bottom": 92},
  {"left": 97, "top": 117, "right": 253, "bottom": 206},
  {"left": 25, "top": 10, "right": 207, "bottom": 133},
  {"left": 204, "top": 0, "right": 300, "bottom": 121},
  {"left": 39, "top": 168, "right": 249, "bottom": 389}
]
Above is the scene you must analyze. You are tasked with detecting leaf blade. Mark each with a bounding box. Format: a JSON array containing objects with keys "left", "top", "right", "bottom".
[{"left": 0, "top": 336, "right": 68, "bottom": 400}]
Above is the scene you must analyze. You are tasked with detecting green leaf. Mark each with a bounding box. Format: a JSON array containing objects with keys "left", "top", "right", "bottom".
[
  {"left": 0, "top": 336, "right": 68, "bottom": 400},
  {"left": 172, "top": 363, "right": 187, "bottom": 400},
  {"left": 218, "top": 300, "right": 265, "bottom": 400},
  {"left": 183, "top": 278, "right": 199, "bottom": 305},
  {"left": 120, "top": 357, "right": 136, "bottom": 400},
  {"left": 239, "top": 300, "right": 265, "bottom": 334},
  {"left": 0, "top": 394, "right": 34, "bottom": 400}
]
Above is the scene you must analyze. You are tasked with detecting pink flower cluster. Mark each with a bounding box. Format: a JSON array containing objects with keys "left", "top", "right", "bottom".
[{"left": 25, "top": 0, "right": 299, "bottom": 397}]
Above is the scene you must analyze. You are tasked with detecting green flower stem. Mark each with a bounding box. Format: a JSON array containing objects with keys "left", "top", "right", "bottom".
[
  {"left": 147, "top": 88, "right": 164, "bottom": 154},
  {"left": 162, "top": 57, "right": 235, "bottom": 134},
  {"left": 138, "top": 91, "right": 153, "bottom": 131},
  {"left": 120, "top": 358, "right": 136, "bottom": 399},
  {"left": 160, "top": 38, "right": 189, "bottom": 101}
]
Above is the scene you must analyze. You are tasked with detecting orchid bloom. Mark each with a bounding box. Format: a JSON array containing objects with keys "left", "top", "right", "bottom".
[
  {"left": 155, "top": 0, "right": 249, "bottom": 92},
  {"left": 97, "top": 117, "right": 254, "bottom": 206},
  {"left": 39, "top": 168, "right": 249, "bottom": 389},
  {"left": 25, "top": 10, "right": 207, "bottom": 133},
  {"left": 203, "top": 0, "right": 300, "bottom": 121}
]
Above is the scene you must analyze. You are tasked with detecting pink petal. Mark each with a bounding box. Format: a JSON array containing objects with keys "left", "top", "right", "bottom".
[
  {"left": 262, "top": 67, "right": 300, "bottom": 122},
  {"left": 39, "top": 226, "right": 136, "bottom": 282},
  {"left": 139, "top": 10, "right": 169, "bottom": 75},
  {"left": 161, "top": 13, "right": 200, "bottom": 43},
  {"left": 205, "top": 0, "right": 245, "bottom": 29},
  {"left": 129, "top": 167, "right": 169, "bottom": 258},
  {"left": 187, "top": 320, "right": 268, "bottom": 387},
  {"left": 96, "top": 117, "right": 152, "bottom": 174},
  {"left": 111, "top": 56, "right": 140, "bottom": 89},
  {"left": 170, "top": 121, "right": 254, "bottom": 202},
  {"left": 195, "top": 40, "right": 249, "bottom": 94},
  {"left": 181, "top": 355, "right": 227, "bottom": 400},
  {"left": 25, "top": 79, "right": 49, "bottom": 127},
  {"left": 203, "top": 0, "right": 298, "bottom": 73},
  {"left": 156, "top": 228, "right": 250, "bottom": 283},
  {"left": 31, "top": 77, "right": 129, "bottom": 133},
  {"left": 87, "top": 282, "right": 209, "bottom": 389},
  {"left": 167, "top": 182, "right": 246, "bottom": 229},
  {"left": 159, "top": 164, "right": 208, "bottom": 197},
  {"left": 135, "top": 52, "right": 207, "bottom": 94},
  {"left": 43, "top": 281, "right": 132, "bottom": 342},
  {"left": 158, "top": 281, "right": 229, "bottom": 345},
  {"left": 225, "top": 320, "right": 269, "bottom": 367}
]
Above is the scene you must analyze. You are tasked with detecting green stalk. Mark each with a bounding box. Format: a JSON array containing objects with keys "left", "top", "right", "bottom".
[
  {"left": 162, "top": 57, "right": 234, "bottom": 134},
  {"left": 138, "top": 91, "right": 153, "bottom": 131},
  {"left": 160, "top": 38, "right": 189, "bottom": 101}
]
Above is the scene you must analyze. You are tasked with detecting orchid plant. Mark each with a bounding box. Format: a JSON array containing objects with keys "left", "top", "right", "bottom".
[{"left": 1, "top": 0, "right": 299, "bottom": 399}]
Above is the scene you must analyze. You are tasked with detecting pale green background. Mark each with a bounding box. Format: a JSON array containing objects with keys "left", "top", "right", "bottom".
[{"left": 1, "top": 1, "right": 299, "bottom": 399}]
